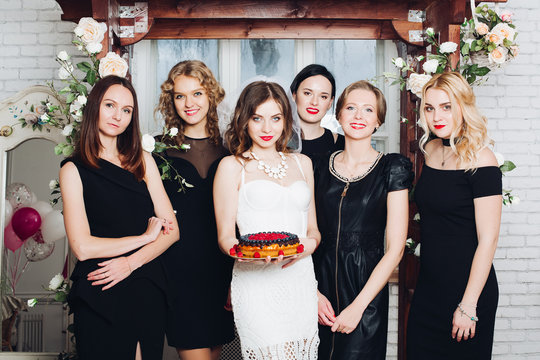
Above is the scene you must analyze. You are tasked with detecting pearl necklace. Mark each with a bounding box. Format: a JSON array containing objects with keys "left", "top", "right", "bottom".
[{"left": 250, "top": 151, "right": 288, "bottom": 179}]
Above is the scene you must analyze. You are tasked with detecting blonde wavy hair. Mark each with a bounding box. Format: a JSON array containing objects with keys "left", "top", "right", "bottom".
[
  {"left": 156, "top": 60, "right": 225, "bottom": 146},
  {"left": 419, "top": 72, "right": 493, "bottom": 171}
]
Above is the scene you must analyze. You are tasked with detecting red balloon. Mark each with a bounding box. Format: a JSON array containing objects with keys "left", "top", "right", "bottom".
[
  {"left": 4, "top": 222, "right": 24, "bottom": 252},
  {"left": 10, "top": 207, "right": 42, "bottom": 240}
]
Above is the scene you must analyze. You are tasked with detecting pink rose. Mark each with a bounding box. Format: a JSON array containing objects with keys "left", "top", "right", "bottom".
[{"left": 500, "top": 10, "right": 513, "bottom": 22}]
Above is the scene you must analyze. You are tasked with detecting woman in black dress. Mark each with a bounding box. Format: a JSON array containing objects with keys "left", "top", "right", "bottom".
[
  {"left": 407, "top": 72, "right": 502, "bottom": 359},
  {"left": 314, "top": 80, "right": 413, "bottom": 359},
  {"left": 60, "top": 75, "right": 179, "bottom": 359},
  {"left": 156, "top": 60, "right": 234, "bottom": 360},
  {"left": 290, "top": 64, "right": 344, "bottom": 158}
]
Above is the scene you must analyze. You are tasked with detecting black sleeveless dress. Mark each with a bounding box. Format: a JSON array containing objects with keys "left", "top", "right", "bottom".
[
  {"left": 314, "top": 152, "right": 413, "bottom": 360},
  {"left": 301, "top": 128, "right": 344, "bottom": 159},
  {"left": 64, "top": 158, "right": 169, "bottom": 360},
  {"left": 156, "top": 137, "right": 235, "bottom": 349},
  {"left": 407, "top": 162, "right": 501, "bottom": 359}
]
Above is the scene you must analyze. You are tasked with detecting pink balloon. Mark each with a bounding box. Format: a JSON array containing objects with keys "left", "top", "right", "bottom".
[
  {"left": 11, "top": 207, "right": 42, "bottom": 240},
  {"left": 4, "top": 222, "right": 24, "bottom": 252}
]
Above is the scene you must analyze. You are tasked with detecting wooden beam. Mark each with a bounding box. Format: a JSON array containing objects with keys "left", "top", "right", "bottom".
[
  {"left": 149, "top": 0, "right": 410, "bottom": 20},
  {"left": 145, "top": 19, "right": 401, "bottom": 40}
]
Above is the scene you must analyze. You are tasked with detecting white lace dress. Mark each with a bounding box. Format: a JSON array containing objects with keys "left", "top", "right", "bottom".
[{"left": 232, "top": 155, "right": 319, "bottom": 360}]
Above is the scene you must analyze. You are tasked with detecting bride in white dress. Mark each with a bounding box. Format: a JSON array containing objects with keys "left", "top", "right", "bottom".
[{"left": 214, "top": 81, "right": 320, "bottom": 359}]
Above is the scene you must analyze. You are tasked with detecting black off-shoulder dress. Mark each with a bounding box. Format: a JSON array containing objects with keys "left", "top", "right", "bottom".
[
  {"left": 314, "top": 151, "right": 413, "bottom": 360},
  {"left": 64, "top": 158, "right": 169, "bottom": 360},
  {"left": 407, "top": 160, "right": 501, "bottom": 360}
]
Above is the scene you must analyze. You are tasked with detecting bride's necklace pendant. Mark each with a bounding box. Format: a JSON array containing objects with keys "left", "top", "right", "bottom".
[{"left": 250, "top": 151, "right": 288, "bottom": 179}]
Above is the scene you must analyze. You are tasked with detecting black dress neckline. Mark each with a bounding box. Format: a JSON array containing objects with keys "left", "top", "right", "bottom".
[{"left": 441, "top": 138, "right": 451, "bottom": 147}]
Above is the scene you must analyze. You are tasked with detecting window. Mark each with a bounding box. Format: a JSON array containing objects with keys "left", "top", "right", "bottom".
[{"left": 132, "top": 39, "right": 400, "bottom": 153}]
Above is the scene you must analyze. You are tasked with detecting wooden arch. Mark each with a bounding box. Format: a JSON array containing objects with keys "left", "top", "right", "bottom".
[{"left": 54, "top": 1, "right": 506, "bottom": 359}]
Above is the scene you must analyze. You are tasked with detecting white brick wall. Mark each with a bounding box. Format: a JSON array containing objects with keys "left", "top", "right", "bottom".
[{"left": 0, "top": 0, "right": 539, "bottom": 358}]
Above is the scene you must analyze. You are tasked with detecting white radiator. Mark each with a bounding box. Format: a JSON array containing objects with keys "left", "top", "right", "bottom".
[{"left": 17, "top": 313, "right": 44, "bottom": 352}]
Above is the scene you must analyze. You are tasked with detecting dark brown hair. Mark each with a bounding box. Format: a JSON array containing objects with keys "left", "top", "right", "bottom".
[
  {"left": 336, "top": 80, "right": 386, "bottom": 133},
  {"left": 75, "top": 75, "right": 145, "bottom": 180},
  {"left": 225, "top": 81, "right": 293, "bottom": 158},
  {"left": 156, "top": 60, "right": 225, "bottom": 146}
]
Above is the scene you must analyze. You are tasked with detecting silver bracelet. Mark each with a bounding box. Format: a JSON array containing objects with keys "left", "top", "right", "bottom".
[{"left": 458, "top": 302, "right": 479, "bottom": 322}]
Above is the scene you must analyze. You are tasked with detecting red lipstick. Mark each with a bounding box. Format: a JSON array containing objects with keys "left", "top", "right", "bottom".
[
  {"left": 434, "top": 125, "right": 445, "bottom": 129},
  {"left": 350, "top": 123, "right": 366, "bottom": 130},
  {"left": 306, "top": 107, "right": 319, "bottom": 115},
  {"left": 260, "top": 136, "right": 273, "bottom": 141}
]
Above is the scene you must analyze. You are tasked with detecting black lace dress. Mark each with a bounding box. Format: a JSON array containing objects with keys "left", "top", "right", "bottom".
[
  {"left": 301, "top": 128, "right": 344, "bottom": 159},
  {"left": 156, "top": 136, "right": 235, "bottom": 349},
  {"left": 313, "top": 152, "right": 413, "bottom": 360},
  {"left": 407, "top": 159, "right": 501, "bottom": 359}
]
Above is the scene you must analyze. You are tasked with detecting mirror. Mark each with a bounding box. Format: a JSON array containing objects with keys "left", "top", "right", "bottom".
[{"left": 1, "top": 86, "right": 70, "bottom": 357}]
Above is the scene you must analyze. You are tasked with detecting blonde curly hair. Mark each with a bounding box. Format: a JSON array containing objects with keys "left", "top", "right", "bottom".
[
  {"left": 156, "top": 60, "right": 225, "bottom": 145},
  {"left": 419, "top": 72, "right": 493, "bottom": 171}
]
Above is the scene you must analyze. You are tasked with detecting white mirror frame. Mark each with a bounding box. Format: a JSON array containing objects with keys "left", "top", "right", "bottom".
[{"left": 0, "top": 86, "right": 66, "bottom": 359}]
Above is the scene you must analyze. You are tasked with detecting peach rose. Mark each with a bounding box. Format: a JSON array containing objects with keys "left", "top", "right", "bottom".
[
  {"left": 510, "top": 45, "right": 519, "bottom": 57},
  {"left": 475, "top": 23, "right": 489, "bottom": 36},
  {"left": 488, "top": 46, "right": 508, "bottom": 64},
  {"left": 487, "top": 32, "right": 503, "bottom": 46},
  {"left": 74, "top": 17, "right": 107, "bottom": 45},
  {"left": 407, "top": 73, "right": 432, "bottom": 98},
  {"left": 98, "top": 52, "right": 129, "bottom": 78},
  {"left": 492, "top": 22, "right": 516, "bottom": 41}
]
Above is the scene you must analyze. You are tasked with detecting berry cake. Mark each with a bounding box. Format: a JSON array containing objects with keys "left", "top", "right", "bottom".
[{"left": 230, "top": 231, "right": 304, "bottom": 258}]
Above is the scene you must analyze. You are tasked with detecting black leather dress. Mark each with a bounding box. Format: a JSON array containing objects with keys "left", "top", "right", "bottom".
[{"left": 313, "top": 151, "right": 413, "bottom": 360}]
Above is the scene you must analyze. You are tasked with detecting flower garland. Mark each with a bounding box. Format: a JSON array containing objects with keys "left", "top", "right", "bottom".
[
  {"left": 384, "top": 3, "right": 519, "bottom": 97},
  {"left": 9, "top": 17, "right": 190, "bottom": 191}
]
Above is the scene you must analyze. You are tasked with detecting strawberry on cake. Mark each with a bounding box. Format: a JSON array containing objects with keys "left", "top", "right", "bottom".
[{"left": 230, "top": 231, "right": 305, "bottom": 258}]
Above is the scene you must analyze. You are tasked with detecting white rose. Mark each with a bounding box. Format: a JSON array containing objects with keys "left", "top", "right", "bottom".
[
  {"left": 464, "top": 38, "right": 474, "bottom": 46},
  {"left": 86, "top": 42, "right": 103, "bottom": 54},
  {"left": 392, "top": 57, "right": 406, "bottom": 69},
  {"left": 407, "top": 73, "right": 432, "bottom": 98},
  {"left": 57, "top": 50, "right": 69, "bottom": 61},
  {"left": 406, "top": 238, "right": 414, "bottom": 247},
  {"left": 49, "top": 179, "right": 58, "bottom": 190},
  {"left": 74, "top": 17, "right": 107, "bottom": 45},
  {"left": 74, "top": 110, "right": 83, "bottom": 121},
  {"left": 475, "top": 23, "right": 489, "bottom": 36},
  {"left": 426, "top": 27, "right": 434, "bottom": 36},
  {"left": 494, "top": 152, "right": 505, "bottom": 167},
  {"left": 76, "top": 95, "right": 87, "bottom": 106},
  {"left": 98, "top": 52, "right": 129, "bottom": 78},
  {"left": 58, "top": 63, "right": 73, "bottom": 80},
  {"left": 413, "top": 213, "right": 420, "bottom": 222},
  {"left": 70, "top": 102, "right": 81, "bottom": 114},
  {"left": 489, "top": 46, "right": 508, "bottom": 64},
  {"left": 414, "top": 243, "right": 421, "bottom": 257},
  {"left": 492, "top": 22, "right": 516, "bottom": 41},
  {"left": 439, "top": 41, "right": 458, "bottom": 54},
  {"left": 77, "top": 44, "right": 84, "bottom": 51},
  {"left": 141, "top": 134, "right": 155, "bottom": 152},
  {"left": 62, "top": 124, "right": 74, "bottom": 137},
  {"left": 511, "top": 196, "right": 520, "bottom": 205},
  {"left": 422, "top": 59, "right": 439, "bottom": 74},
  {"left": 48, "top": 273, "right": 64, "bottom": 290},
  {"left": 180, "top": 143, "right": 191, "bottom": 151},
  {"left": 169, "top": 127, "right": 178, "bottom": 136},
  {"left": 40, "top": 113, "right": 50, "bottom": 123},
  {"left": 27, "top": 298, "right": 37, "bottom": 308}
]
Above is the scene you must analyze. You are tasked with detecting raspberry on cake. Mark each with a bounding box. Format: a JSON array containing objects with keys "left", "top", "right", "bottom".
[{"left": 234, "top": 231, "right": 301, "bottom": 258}]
